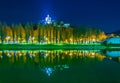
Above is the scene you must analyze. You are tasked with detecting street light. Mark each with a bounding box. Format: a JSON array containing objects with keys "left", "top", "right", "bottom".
[{"left": 6, "top": 36, "right": 10, "bottom": 43}]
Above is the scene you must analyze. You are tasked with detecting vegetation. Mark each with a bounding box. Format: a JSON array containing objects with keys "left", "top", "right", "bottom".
[{"left": 0, "top": 22, "right": 106, "bottom": 44}]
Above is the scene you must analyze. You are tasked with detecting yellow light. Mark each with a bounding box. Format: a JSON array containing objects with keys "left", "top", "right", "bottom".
[
  {"left": 69, "top": 52, "right": 72, "bottom": 56},
  {"left": 91, "top": 52, "right": 95, "bottom": 55}
]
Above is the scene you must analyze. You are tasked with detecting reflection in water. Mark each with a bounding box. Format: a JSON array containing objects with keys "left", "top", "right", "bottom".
[
  {"left": 106, "top": 51, "right": 120, "bottom": 57},
  {"left": 104, "top": 50, "right": 120, "bottom": 63},
  {"left": 0, "top": 50, "right": 106, "bottom": 76},
  {"left": 44, "top": 68, "right": 54, "bottom": 76}
]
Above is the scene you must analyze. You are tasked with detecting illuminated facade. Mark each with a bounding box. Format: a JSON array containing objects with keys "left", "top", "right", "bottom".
[
  {"left": 0, "top": 16, "right": 106, "bottom": 44},
  {"left": 45, "top": 14, "right": 52, "bottom": 24},
  {"left": 106, "top": 37, "right": 120, "bottom": 45}
]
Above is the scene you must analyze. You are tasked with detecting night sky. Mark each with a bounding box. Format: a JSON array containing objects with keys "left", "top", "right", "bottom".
[{"left": 0, "top": 0, "right": 120, "bottom": 33}]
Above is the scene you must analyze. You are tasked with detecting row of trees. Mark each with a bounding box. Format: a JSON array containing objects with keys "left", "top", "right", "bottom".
[{"left": 0, "top": 22, "right": 107, "bottom": 44}]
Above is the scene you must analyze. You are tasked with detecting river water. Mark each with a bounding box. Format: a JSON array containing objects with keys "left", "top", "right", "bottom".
[{"left": 0, "top": 50, "right": 120, "bottom": 83}]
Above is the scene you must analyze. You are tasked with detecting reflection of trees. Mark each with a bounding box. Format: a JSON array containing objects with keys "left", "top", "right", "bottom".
[{"left": 0, "top": 50, "right": 105, "bottom": 68}]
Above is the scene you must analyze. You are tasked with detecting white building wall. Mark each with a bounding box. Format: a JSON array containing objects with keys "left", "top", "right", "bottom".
[{"left": 106, "top": 37, "right": 120, "bottom": 44}]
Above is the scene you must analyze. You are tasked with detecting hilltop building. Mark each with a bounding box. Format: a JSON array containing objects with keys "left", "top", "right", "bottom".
[{"left": 43, "top": 15, "right": 70, "bottom": 28}]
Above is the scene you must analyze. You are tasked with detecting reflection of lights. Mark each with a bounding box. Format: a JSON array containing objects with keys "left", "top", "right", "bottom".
[
  {"left": 0, "top": 55, "right": 3, "bottom": 59},
  {"left": 65, "top": 52, "right": 68, "bottom": 54},
  {"left": 91, "top": 53, "right": 95, "bottom": 56},
  {"left": 84, "top": 51, "right": 88, "bottom": 53},
  {"left": 30, "top": 55, "right": 32, "bottom": 59},
  {"left": 90, "top": 52, "right": 96, "bottom": 58},
  {"left": 45, "top": 53, "right": 48, "bottom": 56},
  {"left": 29, "top": 53, "right": 33, "bottom": 58},
  {"left": 80, "top": 38, "right": 82, "bottom": 41},
  {"left": 90, "top": 55, "right": 95, "bottom": 58},
  {"left": 44, "top": 68, "right": 53, "bottom": 76},
  {"left": 69, "top": 52, "right": 72, "bottom": 56},
  {"left": 7, "top": 53, "right": 11, "bottom": 58},
  {"left": 0, "top": 51, "right": 105, "bottom": 70},
  {"left": 19, "top": 53, "right": 22, "bottom": 56},
  {"left": 63, "top": 65, "right": 69, "bottom": 69},
  {"left": 6, "top": 36, "right": 10, "bottom": 40},
  {"left": 32, "top": 54, "right": 36, "bottom": 57},
  {"left": 118, "top": 57, "right": 120, "bottom": 62},
  {"left": 44, "top": 53, "right": 48, "bottom": 58},
  {"left": 109, "top": 57, "right": 112, "bottom": 60}
]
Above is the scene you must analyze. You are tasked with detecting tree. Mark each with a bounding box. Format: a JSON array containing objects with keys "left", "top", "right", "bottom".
[
  {"left": 25, "top": 23, "right": 30, "bottom": 43},
  {"left": 11, "top": 24, "right": 15, "bottom": 43},
  {"left": 18, "top": 23, "right": 23, "bottom": 43},
  {"left": 37, "top": 24, "right": 41, "bottom": 43},
  {"left": 1, "top": 23, "right": 7, "bottom": 43},
  {"left": 0, "top": 22, "right": 2, "bottom": 43}
]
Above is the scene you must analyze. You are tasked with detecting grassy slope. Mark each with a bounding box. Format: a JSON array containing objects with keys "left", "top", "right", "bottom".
[{"left": 0, "top": 44, "right": 106, "bottom": 50}]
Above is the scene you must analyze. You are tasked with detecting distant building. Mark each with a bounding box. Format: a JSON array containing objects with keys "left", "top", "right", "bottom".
[
  {"left": 53, "top": 21, "right": 70, "bottom": 28},
  {"left": 42, "top": 15, "right": 70, "bottom": 28},
  {"left": 106, "top": 37, "right": 120, "bottom": 45},
  {"left": 63, "top": 23, "right": 70, "bottom": 28},
  {"left": 45, "top": 14, "right": 52, "bottom": 24}
]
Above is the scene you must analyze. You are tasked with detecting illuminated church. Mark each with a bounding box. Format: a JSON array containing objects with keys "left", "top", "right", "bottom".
[
  {"left": 45, "top": 14, "right": 52, "bottom": 24},
  {"left": 44, "top": 14, "right": 70, "bottom": 28}
]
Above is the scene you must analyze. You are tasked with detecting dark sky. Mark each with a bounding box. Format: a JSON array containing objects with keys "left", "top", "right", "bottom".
[{"left": 0, "top": 0, "right": 120, "bottom": 33}]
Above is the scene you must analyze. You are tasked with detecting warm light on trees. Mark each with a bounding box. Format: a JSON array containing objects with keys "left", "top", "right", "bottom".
[{"left": 0, "top": 22, "right": 107, "bottom": 44}]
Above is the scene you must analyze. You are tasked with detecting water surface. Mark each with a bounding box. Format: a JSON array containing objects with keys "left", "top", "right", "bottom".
[{"left": 0, "top": 50, "right": 120, "bottom": 83}]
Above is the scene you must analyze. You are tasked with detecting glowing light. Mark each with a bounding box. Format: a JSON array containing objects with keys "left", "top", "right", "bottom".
[
  {"left": 0, "top": 55, "right": 3, "bottom": 59},
  {"left": 45, "top": 14, "right": 52, "bottom": 24},
  {"left": 7, "top": 36, "right": 10, "bottom": 39},
  {"left": 7, "top": 53, "right": 12, "bottom": 58},
  {"left": 44, "top": 68, "right": 53, "bottom": 76},
  {"left": 32, "top": 36, "right": 35, "bottom": 40},
  {"left": 44, "top": 53, "right": 48, "bottom": 58},
  {"left": 6, "top": 36, "right": 10, "bottom": 43},
  {"left": 92, "top": 38, "right": 96, "bottom": 42},
  {"left": 91, "top": 52, "right": 95, "bottom": 55},
  {"left": 69, "top": 52, "right": 72, "bottom": 56},
  {"left": 70, "top": 38, "right": 73, "bottom": 41}
]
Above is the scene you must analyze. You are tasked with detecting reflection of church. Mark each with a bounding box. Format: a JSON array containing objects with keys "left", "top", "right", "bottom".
[{"left": 0, "top": 50, "right": 105, "bottom": 76}]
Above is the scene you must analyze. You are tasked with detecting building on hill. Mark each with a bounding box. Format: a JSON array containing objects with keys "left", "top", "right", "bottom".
[{"left": 42, "top": 14, "right": 70, "bottom": 28}]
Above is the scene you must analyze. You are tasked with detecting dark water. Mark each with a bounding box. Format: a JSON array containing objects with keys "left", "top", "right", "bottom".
[{"left": 0, "top": 50, "right": 120, "bottom": 83}]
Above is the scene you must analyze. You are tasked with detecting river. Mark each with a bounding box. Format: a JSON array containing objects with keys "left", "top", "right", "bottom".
[{"left": 0, "top": 50, "right": 120, "bottom": 83}]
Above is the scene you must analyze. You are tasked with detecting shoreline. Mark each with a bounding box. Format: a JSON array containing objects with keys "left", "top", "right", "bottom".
[
  {"left": 0, "top": 44, "right": 106, "bottom": 50},
  {"left": 0, "top": 44, "right": 119, "bottom": 50}
]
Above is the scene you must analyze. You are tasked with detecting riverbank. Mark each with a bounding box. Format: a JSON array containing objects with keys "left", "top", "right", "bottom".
[
  {"left": 0, "top": 44, "right": 106, "bottom": 50},
  {"left": 0, "top": 44, "right": 120, "bottom": 51}
]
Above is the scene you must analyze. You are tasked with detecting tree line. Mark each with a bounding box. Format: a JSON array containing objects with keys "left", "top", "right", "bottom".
[{"left": 0, "top": 22, "right": 107, "bottom": 44}]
